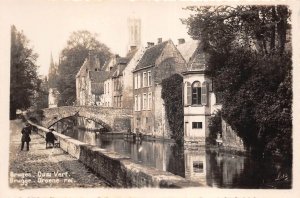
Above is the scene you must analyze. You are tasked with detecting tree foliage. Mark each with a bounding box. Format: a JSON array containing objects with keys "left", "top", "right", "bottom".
[
  {"left": 57, "top": 30, "right": 112, "bottom": 106},
  {"left": 161, "top": 74, "right": 184, "bottom": 144},
  {"left": 32, "top": 76, "right": 49, "bottom": 110},
  {"left": 10, "top": 25, "right": 40, "bottom": 119},
  {"left": 183, "top": 5, "right": 292, "bottom": 159}
]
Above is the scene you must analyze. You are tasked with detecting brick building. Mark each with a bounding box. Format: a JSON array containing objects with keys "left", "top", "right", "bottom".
[{"left": 132, "top": 39, "right": 187, "bottom": 138}]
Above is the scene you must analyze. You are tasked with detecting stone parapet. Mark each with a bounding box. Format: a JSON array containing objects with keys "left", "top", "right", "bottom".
[{"left": 34, "top": 123, "right": 201, "bottom": 188}]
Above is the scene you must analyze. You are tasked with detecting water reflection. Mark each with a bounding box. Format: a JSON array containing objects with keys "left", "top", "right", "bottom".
[{"left": 53, "top": 117, "right": 291, "bottom": 188}]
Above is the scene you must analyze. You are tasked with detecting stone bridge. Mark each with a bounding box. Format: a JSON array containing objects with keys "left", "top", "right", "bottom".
[{"left": 28, "top": 106, "right": 133, "bottom": 132}]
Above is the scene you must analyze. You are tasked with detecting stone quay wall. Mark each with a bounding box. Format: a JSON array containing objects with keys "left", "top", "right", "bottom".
[{"left": 33, "top": 123, "right": 201, "bottom": 188}]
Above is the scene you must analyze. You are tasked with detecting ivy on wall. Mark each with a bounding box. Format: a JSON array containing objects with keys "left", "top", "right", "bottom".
[
  {"left": 161, "top": 74, "right": 184, "bottom": 144},
  {"left": 207, "top": 110, "right": 222, "bottom": 145}
]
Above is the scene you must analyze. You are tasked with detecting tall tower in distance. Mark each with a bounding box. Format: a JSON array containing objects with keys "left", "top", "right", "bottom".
[{"left": 128, "top": 15, "right": 141, "bottom": 51}]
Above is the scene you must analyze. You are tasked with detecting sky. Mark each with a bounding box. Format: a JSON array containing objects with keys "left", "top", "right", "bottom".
[{"left": 1, "top": 0, "right": 201, "bottom": 76}]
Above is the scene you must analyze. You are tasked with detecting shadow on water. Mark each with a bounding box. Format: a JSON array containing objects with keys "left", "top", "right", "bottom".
[{"left": 53, "top": 116, "right": 291, "bottom": 189}]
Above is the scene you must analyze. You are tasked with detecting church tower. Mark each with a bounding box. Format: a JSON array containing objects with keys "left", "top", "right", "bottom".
[{"left": 128, "top": 15, "right": 141, "bottom": 50}]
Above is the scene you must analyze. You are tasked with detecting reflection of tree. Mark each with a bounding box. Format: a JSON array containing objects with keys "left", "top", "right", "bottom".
[
  {"left": 207, "top": 149, "right": 292, "bottom": 188},
  {"left": 206, "top": 150, "right": 224, "bottom": 187},
  {"left": 167, "top": 144, "right": 185, "bottom": 178},
  {"left": 231, "top": 156, "right": 292, "bottom": 189}
]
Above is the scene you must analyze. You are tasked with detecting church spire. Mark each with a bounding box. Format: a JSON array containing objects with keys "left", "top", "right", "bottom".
[
  {"left": 50, "top": 52, "right": 54, "bottom": 67},
  {"left": 48, "top": 52, "right": 57, "bottom": 77}
]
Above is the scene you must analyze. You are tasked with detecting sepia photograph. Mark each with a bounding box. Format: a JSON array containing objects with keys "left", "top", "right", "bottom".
[{"left": 0, "top": 0, "right": 299, "bottom": 197}]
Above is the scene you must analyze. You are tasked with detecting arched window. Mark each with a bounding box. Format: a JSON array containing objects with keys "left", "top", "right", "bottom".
[{"left": 192, "top": 81, "right": 201, "bottom": 105}]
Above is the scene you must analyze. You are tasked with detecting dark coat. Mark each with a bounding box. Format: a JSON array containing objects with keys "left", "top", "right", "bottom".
[
  {"left": 46, "top": 131, "right": 57, "bottom": 143},
  {"left": 21, "top": 126, "right": 31, "bottom": 142}
]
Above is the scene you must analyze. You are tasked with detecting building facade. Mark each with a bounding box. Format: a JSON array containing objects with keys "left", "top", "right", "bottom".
[{"left": 132, "top": 40, "right": 187, "bottom": 138}]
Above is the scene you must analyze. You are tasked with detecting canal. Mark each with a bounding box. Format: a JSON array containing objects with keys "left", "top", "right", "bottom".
[{"left": 52, "top": 117, "right": 291, "bottom": 189}]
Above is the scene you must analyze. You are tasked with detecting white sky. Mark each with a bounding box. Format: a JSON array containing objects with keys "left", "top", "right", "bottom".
[{"left": 1, "top": 0, "right": 200, "bottom": 76}]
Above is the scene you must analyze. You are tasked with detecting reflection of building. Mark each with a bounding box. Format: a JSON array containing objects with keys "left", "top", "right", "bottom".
[
  {"left": 180, "top": 40, "right": 221, "bottom": 145},
  {"left": 184, "top": 149, "right": 207, "bottom": 186},
  {"left": 132, "top": 40, "right": 186, "bottom": 137}
]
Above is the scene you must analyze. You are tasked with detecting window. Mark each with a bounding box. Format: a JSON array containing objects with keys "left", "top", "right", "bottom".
[
  {"left": 143, "top": 72, "right": 147, "bottom": 87},
  {"left": 137, "top": 73, "right": 141, "bottom": 89},
  {"left": 193, "top": 161, "right": 204, "bottom": 173},
  {"left": 147, "top": 71, "right": 152, "bottom": 86},
  {"left": 120, "top": 95, "right": 122, "bottom": 108},
  {"left": 134, "top": 74, "right": 138, "bottom": 89},
  {"left": 138, "top": 95, "right": 141, "bottom": 111},
  {"left": 192, "top": 81, "right": 201, "bottom": 105},
  {"left": 114, "top": 96, "right": 117, "bottom": 107},
  {"left": 134, "top": 95, "right": 138, "bottom": 111},
  {"left": 148, "top": 92, "right": 152, "bottom": 110},
  {"left": 143, "top": 93, "right": 147, "bottom": 110},
  {"left": 145, "top": 117, "right": 148, "bottom": 124},
  {"left": 192, "top": 122, "right": 202, "bottom": 129}
]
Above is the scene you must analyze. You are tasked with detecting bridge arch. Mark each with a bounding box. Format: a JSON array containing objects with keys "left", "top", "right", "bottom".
[
  {"left": 48, "top": 115, "right": 113, "bottom": 132},
  {"left": 31, "top": 106, "right": 132, "bottom": 132}
]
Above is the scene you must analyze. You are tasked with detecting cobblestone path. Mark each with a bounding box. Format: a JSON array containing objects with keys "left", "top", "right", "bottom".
[{"left": 9, "top": 120, "right": 110, "bottom": 189}]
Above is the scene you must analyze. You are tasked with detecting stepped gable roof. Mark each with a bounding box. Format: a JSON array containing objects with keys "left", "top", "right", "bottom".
[
  {"left": 76, "top": 55, "right": 101, "bottom": 78},
  {"left": 76, "top": 59, "right": 88, "bottom": 78},
  {"left": 89, "top": 71, "right": 109, "bottom": 83},
  {"left": 91, "top": 83, "right": 104, "bottom": 95},
  {"left": 105, "top": 56, "right": 129, "bottom": 79},
  {"left": 176, "top": 40, "right": 200, "bottom": 63},
  {"left": 117, "top": 57, "right": 129, "bottom": 65},
  {"left": 134, "top": 41, "right": 169, "bottom": 71},
  {"left": 112, "top": 64, "right": 127, "bottom": 78}
]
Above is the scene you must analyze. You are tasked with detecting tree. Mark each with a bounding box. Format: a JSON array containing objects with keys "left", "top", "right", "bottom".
[
  {"left": 10, "top": 25, "right": 40, "bottom": 119},
  {"left": 183, "top": 5, "right": 292, "bottom": 159},
  {"left": 57, "top": 30, "right": 112, "bottom": 106},
  {"left": 32, "top": 76, "right": 49, "bottom": 110}
]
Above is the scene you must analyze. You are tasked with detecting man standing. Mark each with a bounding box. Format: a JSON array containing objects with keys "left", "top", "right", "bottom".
[{"left": 21, "top": 123, "right": 31, "bottom": 151}]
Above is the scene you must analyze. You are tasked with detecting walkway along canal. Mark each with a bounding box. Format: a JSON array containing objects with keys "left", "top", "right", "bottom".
[{"left": 9, "top": 120, "right": 110, "bottom": 188}]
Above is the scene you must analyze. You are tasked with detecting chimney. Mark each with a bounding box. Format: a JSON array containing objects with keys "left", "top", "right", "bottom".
[
  {"left": 157, "top": 38, "right": 162, "bottom": 44},
  {"left": 147, "top": 42, "right": 155, "bottom": 48},
  {"left": 130, "top": 46, "right": 137, "bottom": 51},
  {"left": 178, "top": 38, "right": 185, "bottom": 45},
  {"left": 88, "top": 50, "right": 92, "bottom": 60}
]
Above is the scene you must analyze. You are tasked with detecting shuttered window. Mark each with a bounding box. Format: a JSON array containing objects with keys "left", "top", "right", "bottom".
[
  {"left": 186, "top": 82, "right": 192, "bottom": 105},
  {"left": 201, "top": 81, "right": 207, "bottom": 105}
]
